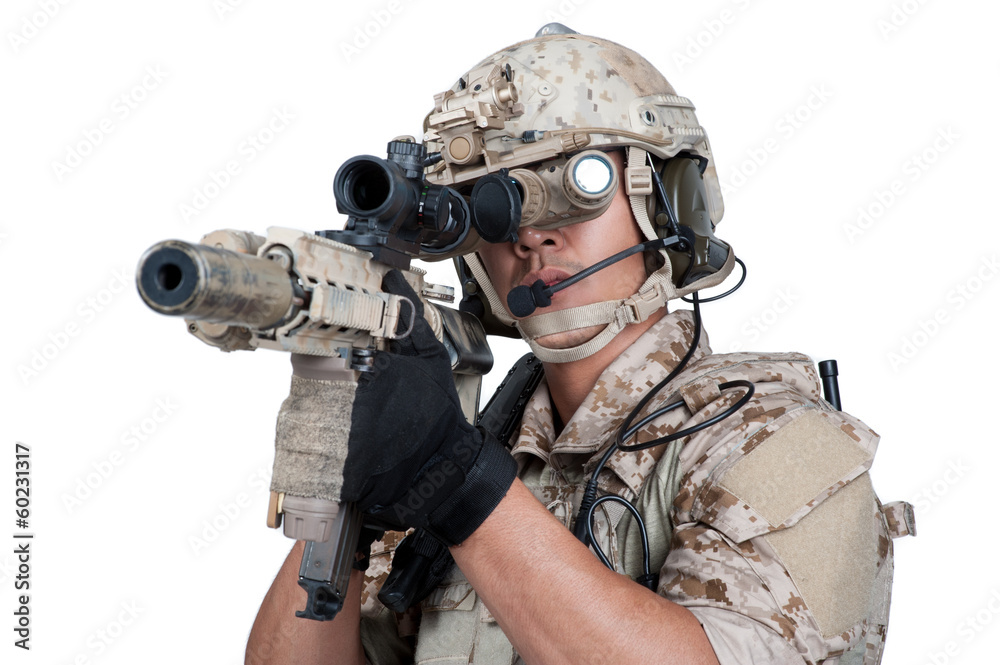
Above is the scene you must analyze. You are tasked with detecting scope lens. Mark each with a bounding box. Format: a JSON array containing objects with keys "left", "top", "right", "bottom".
[
  {"left": 347, "top": 163, "right": 391, "bottom": 212},
  {"left": 573, "top": 154, "right": 613, "bottom": 195}
]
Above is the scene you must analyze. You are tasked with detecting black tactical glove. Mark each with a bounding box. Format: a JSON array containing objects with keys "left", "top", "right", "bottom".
[{"left": 341, "top": 270, "right": 517, "bottom": 546}]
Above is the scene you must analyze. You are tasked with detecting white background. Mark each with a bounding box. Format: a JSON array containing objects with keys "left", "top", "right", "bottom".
[{"left": 2, "top": 0, "right": 997, "bottom": 663}]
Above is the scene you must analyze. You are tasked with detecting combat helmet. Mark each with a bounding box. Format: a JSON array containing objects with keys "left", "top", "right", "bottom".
[{"left": 422, "top": 25, "right": 735, "bottom": 363}]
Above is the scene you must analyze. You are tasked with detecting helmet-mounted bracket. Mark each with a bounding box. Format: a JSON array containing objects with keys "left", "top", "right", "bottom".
[{"left": 425, "top": 62, "right": 523, "bottom": 171}]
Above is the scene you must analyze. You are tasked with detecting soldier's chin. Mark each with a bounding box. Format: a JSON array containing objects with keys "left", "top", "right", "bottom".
[{"left": 532, "top": 324, "right": 606, "bottom": 350}]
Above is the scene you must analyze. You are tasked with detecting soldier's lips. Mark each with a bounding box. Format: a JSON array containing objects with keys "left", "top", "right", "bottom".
[{"left": 520, "top": 268, "right": 573, "bottom": 292}]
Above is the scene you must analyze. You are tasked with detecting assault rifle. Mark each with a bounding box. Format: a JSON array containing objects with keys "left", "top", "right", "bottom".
[{"left": 136, "top": 139, "right": 517, "bottom": 621}]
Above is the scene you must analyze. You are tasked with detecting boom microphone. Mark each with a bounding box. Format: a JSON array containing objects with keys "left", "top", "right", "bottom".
[{"left": 507, "top": 237, "right": 683, "bottom": 317}]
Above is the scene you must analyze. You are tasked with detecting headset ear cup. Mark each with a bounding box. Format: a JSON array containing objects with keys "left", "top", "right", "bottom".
[
  {"left": 663, "top": 157, "right": 711, "bottom": 233},
  {"left": 661, "top": 157, "right": 731, "bottom": 287}
]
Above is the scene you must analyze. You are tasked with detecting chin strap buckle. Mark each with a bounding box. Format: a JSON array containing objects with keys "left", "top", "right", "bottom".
[{"left": 619, "top": 285, "right": 665, "bottom": 327}]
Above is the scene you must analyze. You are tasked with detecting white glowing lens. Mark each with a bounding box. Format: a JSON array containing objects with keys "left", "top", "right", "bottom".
[{"left": 573, "top": 155, "right": 613, "bottom": 194}]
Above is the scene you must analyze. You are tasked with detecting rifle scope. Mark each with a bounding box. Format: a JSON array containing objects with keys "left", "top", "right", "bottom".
[{"left": 333, "top": 153, "right": 470, "bottom": 255}]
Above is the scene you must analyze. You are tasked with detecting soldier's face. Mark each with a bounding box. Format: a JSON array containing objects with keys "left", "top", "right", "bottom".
[{"left": 477, "top": 151, "right": 648, "bottom": 350}]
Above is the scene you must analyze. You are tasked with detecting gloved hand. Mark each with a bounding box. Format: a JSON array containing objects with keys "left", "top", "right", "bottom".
[{"left": 341, "top": 270, "right": 517, "bottom": 546}]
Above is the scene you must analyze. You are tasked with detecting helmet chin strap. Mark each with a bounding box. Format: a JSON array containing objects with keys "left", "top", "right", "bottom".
[
  {"left": 513, "top": 271, "right": 673, "bottom": 362},
  {"left": 465, "top": 247, "right": 678, "bottom": 363}
]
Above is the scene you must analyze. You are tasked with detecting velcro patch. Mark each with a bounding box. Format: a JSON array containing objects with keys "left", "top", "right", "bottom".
[
  {"left": 764, "top": 473, "right": 879, "bottom": 638},
  {"left": 698, "top": 409, "right": 876, "bottom": 542}
]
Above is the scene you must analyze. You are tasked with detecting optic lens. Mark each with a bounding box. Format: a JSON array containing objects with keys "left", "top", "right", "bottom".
[{"left": 573, "top": 155, "right": 613, "bottom": 195}]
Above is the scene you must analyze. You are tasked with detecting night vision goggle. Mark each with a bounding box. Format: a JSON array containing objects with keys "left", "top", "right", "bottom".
[
  {"left": 508, "top": 149, "right": 619, "bottom": 229},
  {"left": 468, "top": 149, "right": 621, "bottom": 245}
]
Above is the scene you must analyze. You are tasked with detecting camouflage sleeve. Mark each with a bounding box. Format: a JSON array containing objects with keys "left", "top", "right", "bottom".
[
  {"left": 660, "top": 523, "right": 830, "bottom": 664},
  {"left": 664, "top": 402, "right": 894, "bottom": 665},
  {"left": 358, "top": 531, "right": 418, "bottom": 665}
]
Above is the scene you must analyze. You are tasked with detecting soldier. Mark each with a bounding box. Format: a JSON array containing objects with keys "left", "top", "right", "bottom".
[{"left": 247, "top": 26, "right": 913, "bottom": 664}]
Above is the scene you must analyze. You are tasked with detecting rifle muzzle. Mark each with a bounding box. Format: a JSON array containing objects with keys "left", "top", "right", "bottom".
[{"left": 136, "top": 240, "right": 295, "bottom": 329}]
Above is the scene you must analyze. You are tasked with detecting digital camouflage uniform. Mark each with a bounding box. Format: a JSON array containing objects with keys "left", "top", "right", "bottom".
[{"left": 359, "top": 311, "right": 914, "bottom": 664}]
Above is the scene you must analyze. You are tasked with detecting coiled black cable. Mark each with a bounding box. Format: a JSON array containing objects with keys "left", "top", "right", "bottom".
[{"left": 576, "top": 292, "right": 755, "bottom": 582}]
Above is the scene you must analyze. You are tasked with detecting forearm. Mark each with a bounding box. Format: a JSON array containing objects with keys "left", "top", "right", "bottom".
[
  {"left": 246, "top": 540, "right": 366, "bottom": 665},
  {"left": 450, "top": 479, "right": 719, "bottom": 665}
]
